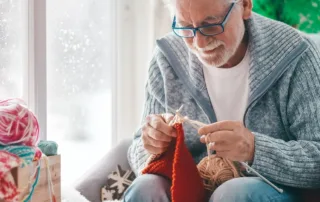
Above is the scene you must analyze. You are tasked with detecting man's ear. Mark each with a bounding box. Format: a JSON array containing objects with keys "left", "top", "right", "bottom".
[{"left": 242, "top": 0, "right": 252, "bottom": 20}]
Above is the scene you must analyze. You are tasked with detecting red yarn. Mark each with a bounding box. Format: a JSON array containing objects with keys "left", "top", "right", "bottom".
[
  {"left": 0, "top": 99, "right": 39, "bottom": 146},
  {"left": 142, "top": 123, "right": 206, "bottom": 202}
]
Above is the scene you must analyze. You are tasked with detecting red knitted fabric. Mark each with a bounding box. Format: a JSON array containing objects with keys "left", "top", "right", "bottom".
[{"left": 142, "top": 123, "right": 206, "bottom": 202}]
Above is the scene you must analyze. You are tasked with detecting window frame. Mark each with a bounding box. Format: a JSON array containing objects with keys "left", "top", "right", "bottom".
[{"left": 27, "top": 0, "right": 47, "bottom": 140}]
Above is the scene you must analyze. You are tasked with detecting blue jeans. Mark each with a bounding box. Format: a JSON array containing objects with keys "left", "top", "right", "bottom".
[{"left": 123, "top": 174, "right": 300, "bottom": 202}]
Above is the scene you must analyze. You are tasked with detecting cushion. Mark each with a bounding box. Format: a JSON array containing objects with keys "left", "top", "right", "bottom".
[
  {"left": 101, "top": 165, "right": 136, "bottom": 201},
  {"left": 74, "top": 139, "right": 132, "bottom": 202}
]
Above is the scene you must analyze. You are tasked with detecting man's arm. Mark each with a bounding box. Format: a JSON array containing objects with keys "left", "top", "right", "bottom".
[{"left": 251, "top": 40, "right": 320, "bottom": 188}]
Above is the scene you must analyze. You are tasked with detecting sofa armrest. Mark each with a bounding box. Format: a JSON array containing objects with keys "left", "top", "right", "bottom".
[{"left": 74, "top": 138, "right": 132, "bottom": 202}]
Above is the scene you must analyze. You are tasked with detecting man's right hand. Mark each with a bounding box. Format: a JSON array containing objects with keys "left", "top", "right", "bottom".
[{"left": 142, "top": 113, "right": 177, "bottom": 154}]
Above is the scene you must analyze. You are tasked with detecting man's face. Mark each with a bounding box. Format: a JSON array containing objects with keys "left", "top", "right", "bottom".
[{"left": 175, "top": 0, "right": 251, "bottom": 67}]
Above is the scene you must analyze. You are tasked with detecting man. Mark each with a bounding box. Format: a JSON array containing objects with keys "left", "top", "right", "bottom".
[{"left": 125, "top": 0, "right": 320, "bottom": 201}]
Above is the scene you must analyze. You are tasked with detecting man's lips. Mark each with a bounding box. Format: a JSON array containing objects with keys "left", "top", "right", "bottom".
[{"left": 201, "top": 45, "right": 222, "bottom": 55}]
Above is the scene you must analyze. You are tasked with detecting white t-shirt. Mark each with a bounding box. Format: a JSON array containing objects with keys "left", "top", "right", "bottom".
[{"left": 203, "top": 51, "right": 250, "bottom": 122}]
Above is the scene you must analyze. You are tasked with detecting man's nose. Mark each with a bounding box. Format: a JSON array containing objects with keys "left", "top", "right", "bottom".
[{"left": 194, "top": 31, "right": 209, "bottom": 49}]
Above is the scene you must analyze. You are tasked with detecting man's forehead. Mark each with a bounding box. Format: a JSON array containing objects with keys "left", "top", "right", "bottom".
[
  {"left": 175, "top": 0, "right": 227, "bottom": 10},
  {"left": 175, "top": 0, "right": 227, "bottom": 25},
  {"left": 177, "top": 15, "right": 221, "bottom": 25}
]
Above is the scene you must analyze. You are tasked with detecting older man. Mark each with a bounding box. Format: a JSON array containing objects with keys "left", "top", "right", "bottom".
[{"left": 125, "top": 0, "right": 320, "bottom": 201}]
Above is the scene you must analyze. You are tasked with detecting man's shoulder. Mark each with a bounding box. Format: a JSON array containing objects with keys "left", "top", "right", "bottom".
[
  {"left": 298, "top": 35, "right": 320, "bottom": 67},
  {"left": 155, "top": 32, "right": 189, "bottom": 56},
  {"left": 148, "top": 33, "right": 187, "bottom": 73},
  {"left": 158, "top": 32, "right": 184, "bottom": 45},
  {"left": 305, "top": 34, "right": 320, "bottom": 50},
  {"left": 247, "top": 14, "right": 314, "bottom": 65},
  {"left": 149, "top": 32, "right": 193, "bottom": 75},
  {"left": 249, "top": 13, "right": 305, "bottom": 44},
  {"left": 250, "top": 13, "right": 320, "bottom": 53},
  {"left": 286, "top": 34, "right": 320, "bottom": 88}
]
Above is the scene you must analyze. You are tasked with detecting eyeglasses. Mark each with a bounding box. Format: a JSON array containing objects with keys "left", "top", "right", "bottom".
[{"left": 172, "top": 3, "right": 235, "bottom": 38}]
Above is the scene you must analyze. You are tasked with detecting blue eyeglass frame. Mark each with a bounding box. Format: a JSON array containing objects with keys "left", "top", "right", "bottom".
[{"left": 172, "top": 2, "right": 235, "bottom": 38}]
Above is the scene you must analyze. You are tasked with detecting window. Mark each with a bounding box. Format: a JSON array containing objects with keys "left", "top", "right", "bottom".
[
  {"left": 0, "top": 0, "right": 170, "bottom": 186},
  {"left": 0, "top": 0, "right": 116, "bottom": 185},
  {"left": 0, "top": 0, "right": 27, "bottom": 99},
  {"left": 47, "top": 0, "right": 114, "bottom": 184}
]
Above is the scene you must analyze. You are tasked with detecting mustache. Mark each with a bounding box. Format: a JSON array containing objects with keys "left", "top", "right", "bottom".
[{"left": 193, "top": 40, "right": 224, "bottom": 52}]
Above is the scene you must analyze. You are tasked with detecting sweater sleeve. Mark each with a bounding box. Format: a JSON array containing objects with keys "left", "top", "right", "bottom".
[
  {"left": 251, "top": 40, "right": 320, "bottom": 188},
  {"left": 127, "top": 48, "right": 167, "bottom": 176}
]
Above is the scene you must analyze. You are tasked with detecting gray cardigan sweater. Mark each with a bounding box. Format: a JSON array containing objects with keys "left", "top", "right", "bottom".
[{"left": 127, "top": 13, "right": 320, "bottom": 188}]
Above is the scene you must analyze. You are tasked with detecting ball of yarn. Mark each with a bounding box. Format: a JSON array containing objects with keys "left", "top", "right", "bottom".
[
  {"left": 197, "top": 156, "right": 240, "bottom": 192},
  {"left": 0, "top": 99, "right": 39, "bottom": 146},
  {"left": 38, "top": 140, "right": 58, "bottom": 156}
]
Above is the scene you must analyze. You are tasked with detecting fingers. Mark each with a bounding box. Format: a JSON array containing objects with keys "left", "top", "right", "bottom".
[
  {"left": 144, "top": 144, "right": 168, "bottom": 155},
  {"left": 197, "top": 121, "right": 252, "bottom": 162},
  {"left": 147, "top": 115, "right": 177, "bottom": 137},
  {"left": 200, "top": 131, "right": 234, "bottom": 144},
  {"left": 198, "top": 121, "right": 240, "bottom": 135},
  {"left": 213, "top": 150, "right": 232, "bottom": 159},
  {"left": 142, "top": 131, "right": 171, "bottom": 154},
  {"left": 160, "top": 113, "right": 175, "bottom": 124},
  {"left": 143, "top": 124, "right": 172, "bottom": 142},
  {"left": 142, "top": 114, "right": 176, "bottom": 154},
  {"left": 142, "top": 130, "right": 171, "bottom": 148},
  {"left": 208, "top": 141, "right": 234, "bottom": 152}
]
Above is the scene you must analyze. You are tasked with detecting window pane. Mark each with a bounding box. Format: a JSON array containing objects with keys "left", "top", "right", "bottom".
[
  {"left": 47, "top": 0, "right": 113, "bottom": 184},
  {"left": 0, "top": 0, "right": 27, "bottom": 99}
]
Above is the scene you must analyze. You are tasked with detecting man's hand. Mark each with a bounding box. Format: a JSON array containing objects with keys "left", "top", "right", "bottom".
[
  {"left": 142, "top": 113, "right": 177, "bottom": 155},
  {"left": 198, "top": 121, "right": 255, "bottom": 162}
]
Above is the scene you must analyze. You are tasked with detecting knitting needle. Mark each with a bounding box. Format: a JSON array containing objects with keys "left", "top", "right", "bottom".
[
  {"left": 168, "top": 105, "right": 184, "bottom": 126},
  {"left": 166, "top": 105, "right": 184, "bottom": 116},
  {"left": 240, "top": 162, "right": 284, "bottom": 193},
  {"left": 166, "top": 106, "right": 178, "bottom": 115},
  {"left": 172, "top": 110, "right": 284, "bottom": 194},
  {"left": 177, "top": 105, "right": 184, "bottom": 112}
]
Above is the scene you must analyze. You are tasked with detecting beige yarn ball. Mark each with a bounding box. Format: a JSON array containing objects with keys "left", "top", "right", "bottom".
[{"left": 197, "top": 156, "right": 240, "bottom": 192}]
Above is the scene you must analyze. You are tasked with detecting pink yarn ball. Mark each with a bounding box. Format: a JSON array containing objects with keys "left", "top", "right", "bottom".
[{"left": 0, "top": 99, "right": 39, "bottom": 146}]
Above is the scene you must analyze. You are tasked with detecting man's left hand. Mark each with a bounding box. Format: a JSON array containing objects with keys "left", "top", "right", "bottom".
[{"left": 198, "top": 121, "right": 255, "bottom": 162}]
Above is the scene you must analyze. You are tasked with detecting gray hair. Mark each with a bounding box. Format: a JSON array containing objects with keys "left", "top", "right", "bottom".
[{"left": 163, "top": 0, "right": 241, "bottom": 17}]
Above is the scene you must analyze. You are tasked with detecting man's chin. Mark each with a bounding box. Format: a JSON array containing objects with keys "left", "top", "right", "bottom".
[
  {"left": 199, "top": 55, "right": 227, "bottom": 68},
  {"left": 190, "top": 48, "right": 228, "bottom": 67}
]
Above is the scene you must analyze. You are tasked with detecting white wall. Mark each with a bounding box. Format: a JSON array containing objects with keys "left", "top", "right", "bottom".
[{"left": 115, "top": 0, "right": 171, "bottom": 142}]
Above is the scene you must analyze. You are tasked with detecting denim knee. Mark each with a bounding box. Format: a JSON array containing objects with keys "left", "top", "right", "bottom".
[
  {"left": 209, "top": 177, "right": 300, "bottom": 202},
  {"left": 123, "top": 174, "right": 171, "bottom": 202}
]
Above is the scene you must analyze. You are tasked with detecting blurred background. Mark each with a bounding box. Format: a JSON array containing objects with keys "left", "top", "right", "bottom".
[{"left": 253, "top": 0, "right": 320, "bottom": 33}]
